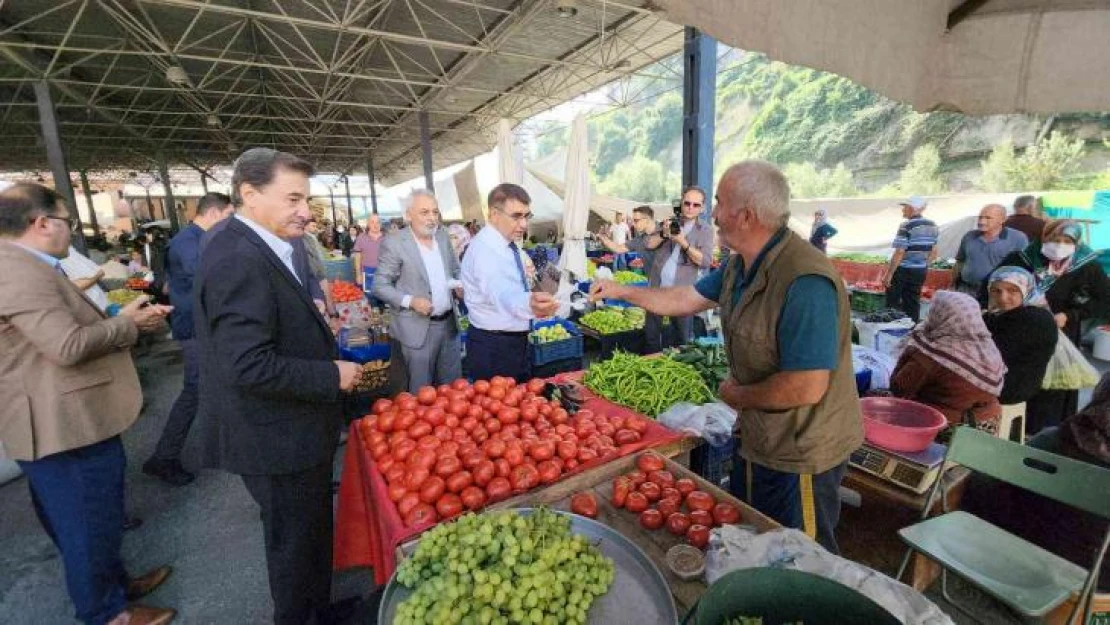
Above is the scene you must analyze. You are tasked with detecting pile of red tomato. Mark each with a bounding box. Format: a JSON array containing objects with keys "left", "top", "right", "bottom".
[
  {"left": 331, "top": 280, "right": 365, "bottom": 303},
  {"left": 358, "top": 376, "right": 652, "bottom": 527},
  {"left": 612, "top": 454, "right": 741, "bottom": 549}
]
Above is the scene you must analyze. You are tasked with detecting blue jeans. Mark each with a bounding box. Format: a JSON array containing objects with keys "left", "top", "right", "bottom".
[{"left": 18, "top": 437, "right": 128, "bottom": 625}]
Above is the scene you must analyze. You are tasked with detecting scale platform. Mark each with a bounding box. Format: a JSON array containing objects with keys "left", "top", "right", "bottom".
[{"left": 849, "top": 441, "right": 947, "bottom": 494}]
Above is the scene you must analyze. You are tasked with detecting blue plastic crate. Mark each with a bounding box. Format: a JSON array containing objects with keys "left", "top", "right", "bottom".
[
  {"left": 690, "top": 437, "right": 736, "bottom": 490},
  {"left": 530, "top": 318, "right": 583, "bottom": 366},
  {"left": 601, "top": 299, "right": 634, "bottom": 308},
  {"left": 855, "top": 368, "right": 872, "bottom": 395},
  {"left": 339, "top": 343, "right": 390, "bottom": 364},
  {"left": 577, "top": 280, "right": 592, "bottom": 294},
  {"left": 324, "top": 258, "right": 354, "bottom": 282}
]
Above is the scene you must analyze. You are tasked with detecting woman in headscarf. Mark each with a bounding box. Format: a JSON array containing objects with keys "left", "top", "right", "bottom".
[
  {"left": 447, "top": 223, "right": 472, "bottom": 259},
  {"left": 989, "top": 219, "right": 1110, "bottom": 432},
  {"left": 809, "top": 209, "right": 838, "bottom": 254},
  {"left": 890, "top": 290, "right": 1006, "bottom": 432},
  {"left": 982, "top": 266, "right": 1058, "bottom": 405}
]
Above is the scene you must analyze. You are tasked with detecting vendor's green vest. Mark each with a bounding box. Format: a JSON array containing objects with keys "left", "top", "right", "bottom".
[{"left": 720, "top": 231, "right": 863, "bottom": 474}]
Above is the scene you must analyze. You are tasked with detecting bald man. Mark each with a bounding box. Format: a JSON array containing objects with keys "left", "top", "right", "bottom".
[{"left": 954, "top": 204, "right": 1028, "bottom": 302}]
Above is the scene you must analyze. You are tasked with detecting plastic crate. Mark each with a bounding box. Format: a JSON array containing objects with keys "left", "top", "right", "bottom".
[
  {"left": 529, "top": 318, "right": 584, "bottom": 366},
  {"left": 690, "top": 437, "right": 735, "bottom": 490},
  {"left": 532, "top": 356, "right": 584, "bottom": 378},
  {"left": 849, "top": 289, "right": 886, "bottom": 314},
  {"left": 339, "top": 343, "right": 390, "bottom": 364},
  {"left": 324, "top": 258, "right": 355, "bottom": 282},
  {"left": 578, "top": 324, "right": 646, "bottom": 359},
  {"left": 855, "top": 369, "right": 872, "bottom": 395}
]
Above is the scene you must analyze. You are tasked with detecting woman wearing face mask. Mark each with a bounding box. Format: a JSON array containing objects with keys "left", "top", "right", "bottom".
[
  {"left": 982, "top": 266, "right": 1058, "bottom": 405},
  {"left": 988, "top": 219, "right": 1110, "bottom": 433}
]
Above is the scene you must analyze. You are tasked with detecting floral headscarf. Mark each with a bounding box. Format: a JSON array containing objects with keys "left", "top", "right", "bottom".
[
  {"left": 987, "top": 265, "right": 1036, "bottom": 305},
  {"left": 1020, "top": 219, "right": 1099, "bottom": 287},
  {"left": 447, "top": 223, "right": 471, "bottom": 255},
  {"left": 905, "top": 290, "right": 1006, "bottom": 395}
]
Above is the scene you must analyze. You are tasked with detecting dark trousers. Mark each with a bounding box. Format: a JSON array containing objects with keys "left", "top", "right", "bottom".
[
  {"left": 152, "top": 338, "right": 198, "bottom": 461},
  {"left": 885, "top": 267, "right": 927, "bottom": 321},
  {"left": 731, "top": 456, "right": 849, "bottom": 554},
  {"left": 1025, "top": 388, "right": 1079, "bottom": 437},
  {"left": 644, "top": 312, "right": 693, "bottom": 353},
  {"left": 241, "top": 464, "right": 334, "bottom": 625},
  {"left": 18, "top": 437, "right": 128, "bottom": 625},
  {"left": 467, "top": 327, "right": 530, "bottom": 382}
]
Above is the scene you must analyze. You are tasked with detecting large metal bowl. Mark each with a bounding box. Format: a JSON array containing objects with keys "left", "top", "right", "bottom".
[{"left": 378, "top": 507, "right": 678, "bottom": 624}]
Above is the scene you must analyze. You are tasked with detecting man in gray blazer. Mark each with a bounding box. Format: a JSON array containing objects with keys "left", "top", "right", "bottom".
[{"left": 372, "top": 190, "right": 463, "bottom": 391}]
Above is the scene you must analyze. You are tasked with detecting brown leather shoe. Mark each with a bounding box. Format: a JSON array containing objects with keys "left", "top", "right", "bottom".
[
  {"left": 126, "top": 605, "right": 176, "bottom": 625},
  {"left": 126, "top": 566, "right": 172, "bottom": 601}
]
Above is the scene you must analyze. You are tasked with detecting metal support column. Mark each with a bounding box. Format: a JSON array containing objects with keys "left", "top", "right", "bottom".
[
  {"left": 33, "top": 81, "right": 86, "bottom": 253},
  {"left": 682, "top": 27, "right": 717, "bottom": 220},
  {"left": 367, "top": 155, "right": 379, "bottom": 214},
  {"left": 419, "top": 111, "right": 434, "bottom": 192},
  {"left": 78, "top": 170, "right": 100, "bottom": 236},
  {"left": 328, "top": 187, "right": 337, "bottom": 224},
  {"left": 343, "top": 175, "right": 354, "bottom": 224},
  {"left": 201, "top": 174, "right": 209, "bottom": 193},
  {"left": 158, "top": 160, "right": 180, "bottom": 233}
]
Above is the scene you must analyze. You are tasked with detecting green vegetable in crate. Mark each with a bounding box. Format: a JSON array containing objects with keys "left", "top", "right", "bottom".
[
  {"left": 665, "top": 343, "right": 730, "bottom": 392},
  {"left": 584, "top": 350, "right": 712, "bottom": 417},
  {"left": 532, "top": 324, "right": 572, "bottom": 344},
  {"left": 580, "top": 308, "right": 642, "bottom": 334},
  {"left": 106, "top": 288, "right": 143, "bottom": 306},
  {"left": 830, "top": 253, "right": 886, "bottom": 264},
  {"left": 395, "top": 508, "right": 614, "bottom": 625},
  {"left": 611, "top": 270, "right": 647, "bottom": 285}
]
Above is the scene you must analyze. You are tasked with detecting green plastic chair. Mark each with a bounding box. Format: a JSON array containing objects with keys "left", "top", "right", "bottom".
[{"left": 895, "top": 427, "right": 1110, "bottom": 623}]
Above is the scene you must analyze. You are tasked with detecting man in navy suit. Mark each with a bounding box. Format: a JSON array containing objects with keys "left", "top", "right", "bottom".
[{"left": 193, "top": 148, "right": 360, "bottom": 625}]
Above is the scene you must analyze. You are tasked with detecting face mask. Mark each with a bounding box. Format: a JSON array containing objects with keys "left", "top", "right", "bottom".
[{"left": 1042, "top": 242, "right": 1075, "bottom": 261}]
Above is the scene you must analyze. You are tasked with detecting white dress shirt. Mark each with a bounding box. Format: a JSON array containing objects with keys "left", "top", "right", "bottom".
[
  {"left": 236, "top": 214, "right": 301, "bottom": 284},
  {"left": 413, "top": 236, "right": 453, "bottom": 316},
  {"left": 461, "top": 225, "right": 532, "bottom": 331}
]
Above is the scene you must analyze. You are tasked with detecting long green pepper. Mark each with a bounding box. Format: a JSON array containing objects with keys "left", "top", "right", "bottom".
[{"left": 583, "top": 351, "right": 712, "bottom": 417}]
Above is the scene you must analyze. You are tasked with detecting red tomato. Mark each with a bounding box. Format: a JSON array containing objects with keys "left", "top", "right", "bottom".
[
  {"left": 451, "top": 378, "right": 469, "bottom": 391},
  {"left": 615, "top": 429, "right": 641, "bottom": 445},
  {"left": 405, "top": 468, "right": 430, "bottom": 492},
  {"left": 418, "top": 476, "right": 446, "bottom": 504},
  {"left": 460, "top": 417, "right": 478, "bottom": 433},
  {"left": 556, "top": 441, "right": 577, "bottom": 461},
  {"left": 446, "top": 471, "right": 473, "bottom": 493},
  {"left": 648, "top": 470, "right": 675, "bottom": 488},
  {"left": 473, "top": 460, "right": 496, "bottom": 487},
  {"left": 625, "top": 491, "right": 649, "bottom": 513},
  {"left": 529, "top": 440, "right": 555, "bottom": 462},
  {"left": 439, "top": 440, "right": 460, "bottom": 457},
  {"left": 396, "top": 394, "right": 418, "bottom": 411},
  {"left": 675, "top": 478, "right": 697, "bottom": 496},
  {"left": 368, "top": 430, "right": 387, "bottom": 447},
  {"left": 485, "top": 477, "right": 511, "bottom": 503},
  {"left": 448, "top": 400, "right": 469, "bottom": 418},
  {"left": 435, "top": 493, "right": 464, "bottom": 519},
  {"left": 519, "top": 406, "right": 539, "bottom": 422},
  {"left": 625, "top": 470, "right": 647, "bottom": 487},
  {"left": 666, "top": 512, "right": 691, "bottom": 536},
  {"left": 536, "top": 460, "right": 561, "bottom": 485},
  {"left": 378, "top": 412, "right": 396, "bottom": 433},
  {"left": 473, "top": 380, "right": 491, "bottom": 395},
  {"left": 408, "top": 449, "right": 436, "bottom": 471},
  {"left": 596, "top": 423, "right": 615, "bottom": 438},
  {"left": 690, "top": 509, "right": 714, "bottom": 527},
  {"left": 565, "top": 458, "right": 579, "bottom": 471},
  {"left": 686, "top": 524, "right": 710, "bottom": 549},
  {"left": 387, "top": 483, "right": 407, "bottom": 503},
  {"left": 377, "top": 456, "right": 396, "bottom": 473},
  {"left": 434, "top": 456, "right": 462, "bottom": 478},
  {"left": 656, "top": 497, "right": 680, "bottom": 519},
  {"left": 417, "top": 435, "right": 439, "bottom": 451},
  {"left": 577, "top": 448, "right": 597, "bottom": 463},
  {"left": 460, "top": 486, "right": 486, "bottom": 511},
  {"left": 484, "top": 418, "right": 502, "bottom": 433},
  {"left": 625, "top": 416, "right": 649, "bottom": 433},
  {"left": 471, "top": 427, "right": 490, "bottom": 444},
  {"left": 370, "top": 441, "right": 390, "bottom": 461},
  {"left": 404, "top": 503, "right": 437, "bottom": 527},
  {"left": 385, "top": 465, "right": 406, "bottom": 485},
  {"left": 638, "top": 481, "right": 662, "bottom": 502},
  {"left": 487, "top": 386, "right": 506, "bottom": 400},
  {"left": 570, "top": 492, "right": 598, "bottom": 518},
  {"left": 551, "top": 408, "right": 569, "bottom": 424},
  {"left": 712, "top": 502, "right": 742, "bottom": 525},
  {"left": 660, "top": 487, "right": 681, "bottom": 502},
  {"left": 494, "top": 458, "right": 511, "bottom": 478},
  {"left": 482, "top": 439, "right": 506, "bottom": 459},
  {"left": 497, "top": 407, "right": 520, "bottom": 425},
  {"left": 509, "top": 464, "right": 539, "bottom": 493},
  {"left": 408, "top": 421, "right": 432, "bottom": 440},
  {"left": 504, "top": 446, "right": 525, "bottom": 467},
  {"left": 397, "top": 492, "right": 421, "bottom": 517},
  {"left": 417, "top": 387, "right": 437, "bottom": 406},
  {"left": 466, "top": 404, "right": 484, "bottom": 420},
  {"left": 639, "top": 508, "right": 664, "bottom": 530},
  {"left": 526, "top": 378, "right": 546, "bottom": 394},
  {"left": 460, "top": 449, "right": 485, "bottom": 470},
  {"left": 372, "top": 399, "right": 393, "bottom": 415},
  {"left": 424, "top": 407, "right": 445, "bottom": 426},
  {"left": 445, "top": 415, "right": 460, "bottom": 429},
  {"left": 612, "top": 477, "right": 631, "bottom": 508},
  {"left": 434, "top": 425, "right": 453, "bottom": 441},
  {"left": 686, "top": 491, "right": 716, "bottom": 513}
]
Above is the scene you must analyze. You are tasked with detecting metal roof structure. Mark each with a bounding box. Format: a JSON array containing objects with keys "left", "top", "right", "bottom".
[{"left": 0, "top": 0, "right": 683, "bottom": 183}]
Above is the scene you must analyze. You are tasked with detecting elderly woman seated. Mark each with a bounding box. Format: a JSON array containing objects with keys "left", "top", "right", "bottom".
[
  {"left": 890, "top": 291, "right": 1005, "bottom": 433},
  {"left": 981, "top": 266, "right": 1058, "bottom": 405}
]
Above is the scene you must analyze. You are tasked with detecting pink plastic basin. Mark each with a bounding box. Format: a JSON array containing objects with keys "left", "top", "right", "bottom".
[{"left": 859, "top": 397, "right": 948, "bottom": 453}]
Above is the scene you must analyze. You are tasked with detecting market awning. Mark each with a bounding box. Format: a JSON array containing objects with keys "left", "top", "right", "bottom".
[{"left": 655, "top": 0, "right": 1110, "bottom": 115}]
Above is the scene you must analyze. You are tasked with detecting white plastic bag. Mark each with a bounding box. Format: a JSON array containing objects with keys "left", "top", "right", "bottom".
[
  {"left": 1042, "top": 330, "right": 1100, "bottom": 390},
  {"left": 658, "top": 402, "right": 737, "bottom": 447},
  {"left": 852, "top": 345, "right": 896, "bottom": 390},
  {"left": 855, "top": 318, "right": 915, "bottom": 354}
]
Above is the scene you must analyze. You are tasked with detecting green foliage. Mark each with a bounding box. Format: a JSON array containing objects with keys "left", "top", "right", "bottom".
[
  {"left": 978, "top": 132, "right": 1087, "bottom": 191},
  {"left": 597, "top": 155, "right": 680, "bottom": 202},
  {"left": 535, "top": 125, "right": 568, "bottom": 159},
  {"left": 631, "top": 92, "right": 682, "bottom": 159},
  {"left": 895, "top": 144, "right": 947, "bottom": 195},
  {"left": 782, "top": 162, "right": 861, "bottom": 199}
]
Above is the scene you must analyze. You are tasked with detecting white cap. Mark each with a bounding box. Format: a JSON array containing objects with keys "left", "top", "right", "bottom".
[{"left": 899, "top": 196, "right": 926, "bottom": 211}]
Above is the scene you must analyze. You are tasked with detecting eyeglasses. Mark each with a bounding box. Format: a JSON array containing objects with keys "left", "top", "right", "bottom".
[
  {"left": 44, "top": 215, "right": 80, "bottom": 233},
  {"left": 496, "top": 208, "right": 533, "bottom": 223},
  {"left": 683, "top": 201, "right": 703, "bottom": 209}
]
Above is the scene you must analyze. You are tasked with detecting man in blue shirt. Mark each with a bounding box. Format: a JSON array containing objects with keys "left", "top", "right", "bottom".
[
  {"left": 884, "top": 196, "right": 939, "bottom": 321},
  {"left": 591, "top": 161, "right": 863, "bottom": 553},
  {"left": 143, "top": 192, "right": 233, "bottom": 486},
  {"left": 954, "top": 203, "right": 1028, "bottom": 303}
]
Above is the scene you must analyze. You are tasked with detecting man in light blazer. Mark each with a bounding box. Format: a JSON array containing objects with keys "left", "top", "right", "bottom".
[
  {"left": 372, "top": 189, "right": 463, "bottom": 391},
  {"left": 0, "top": 183, "right": 176, "bottom": 625}
]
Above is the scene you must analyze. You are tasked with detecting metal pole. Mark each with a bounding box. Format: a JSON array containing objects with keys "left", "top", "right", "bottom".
[
  {"left": 159, "top": 160, "right": 180, "bottom": 233},
  {"left": 33, "top": 80, "right": 86, "bottom": 253},
  {"left": 419, "top": 110, "right": 434, "bottom": 192},
  {"left": 367, "top": 155, "right": 379, "bottom": 214},
  {"left": 329, "top": 187, "right": 337, "bottom": 224},
  {"left": 201, "top": 173, "right": 209, "bottom": 193},
  {"left": 682, "top": 27, "right": 717, "bottom": 220},
  {"left": 78, "top": 169, "right": 100, "bottom": 236},
  {"left": 344, "top": 175, "right": 354, "bottom": 224}
]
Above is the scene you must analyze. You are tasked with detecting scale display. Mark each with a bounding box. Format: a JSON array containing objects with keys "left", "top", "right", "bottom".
[{"left": 849, "top": 442, "right": 947, "bottom": 494}]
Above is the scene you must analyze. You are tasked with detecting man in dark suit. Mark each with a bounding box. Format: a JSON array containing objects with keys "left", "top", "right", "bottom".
[{"left": 193, "top": 148, "right": 360, "bottom": 625}]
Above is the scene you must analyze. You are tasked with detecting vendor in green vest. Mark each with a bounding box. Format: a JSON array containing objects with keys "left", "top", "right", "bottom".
[{"left": 590, "top": 160, "right": 863, "bottom": 553}]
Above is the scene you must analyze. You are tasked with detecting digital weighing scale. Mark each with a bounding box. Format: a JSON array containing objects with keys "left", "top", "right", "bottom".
[{"left": 849, "top": 442, "right": 947, "bottom": 494}]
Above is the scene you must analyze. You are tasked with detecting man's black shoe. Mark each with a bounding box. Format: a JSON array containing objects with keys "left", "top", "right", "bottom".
[{"left": 142, "top": 458, "right": 195, "bottom": 487}]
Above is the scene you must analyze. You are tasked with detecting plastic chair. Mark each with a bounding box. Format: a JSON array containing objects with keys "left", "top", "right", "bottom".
[
  {"left": 997, "top": 402, "right": 1026, "bottom": 443},
  {"left": 895, "top": 427, "right": 1110, "bottom": 623}
]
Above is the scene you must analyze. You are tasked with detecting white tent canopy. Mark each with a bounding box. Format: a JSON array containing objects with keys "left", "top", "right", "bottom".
[
  {"left": 656, "top": 0, "right": 1110, "bottom": 115},
  {"left": 559, "top": 115, "right": 592, "bottom": 286}
]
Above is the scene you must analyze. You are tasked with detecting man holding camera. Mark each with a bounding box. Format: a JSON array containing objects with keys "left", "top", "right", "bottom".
[
  {"left": 641, "top": 186, "right": 715, "bottom": 351},
  {"left": 597, "top": 205, "right": 658, "bottom": 275}
]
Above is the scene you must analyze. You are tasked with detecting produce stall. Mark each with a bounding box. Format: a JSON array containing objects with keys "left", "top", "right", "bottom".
[{"left": 830, "top": 255, "right": 953, "bottom": 291}]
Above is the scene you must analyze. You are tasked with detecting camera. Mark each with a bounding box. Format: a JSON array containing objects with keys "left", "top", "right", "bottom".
[{"left": 662, "top": 200, "right": 682, "bottom": 237}]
